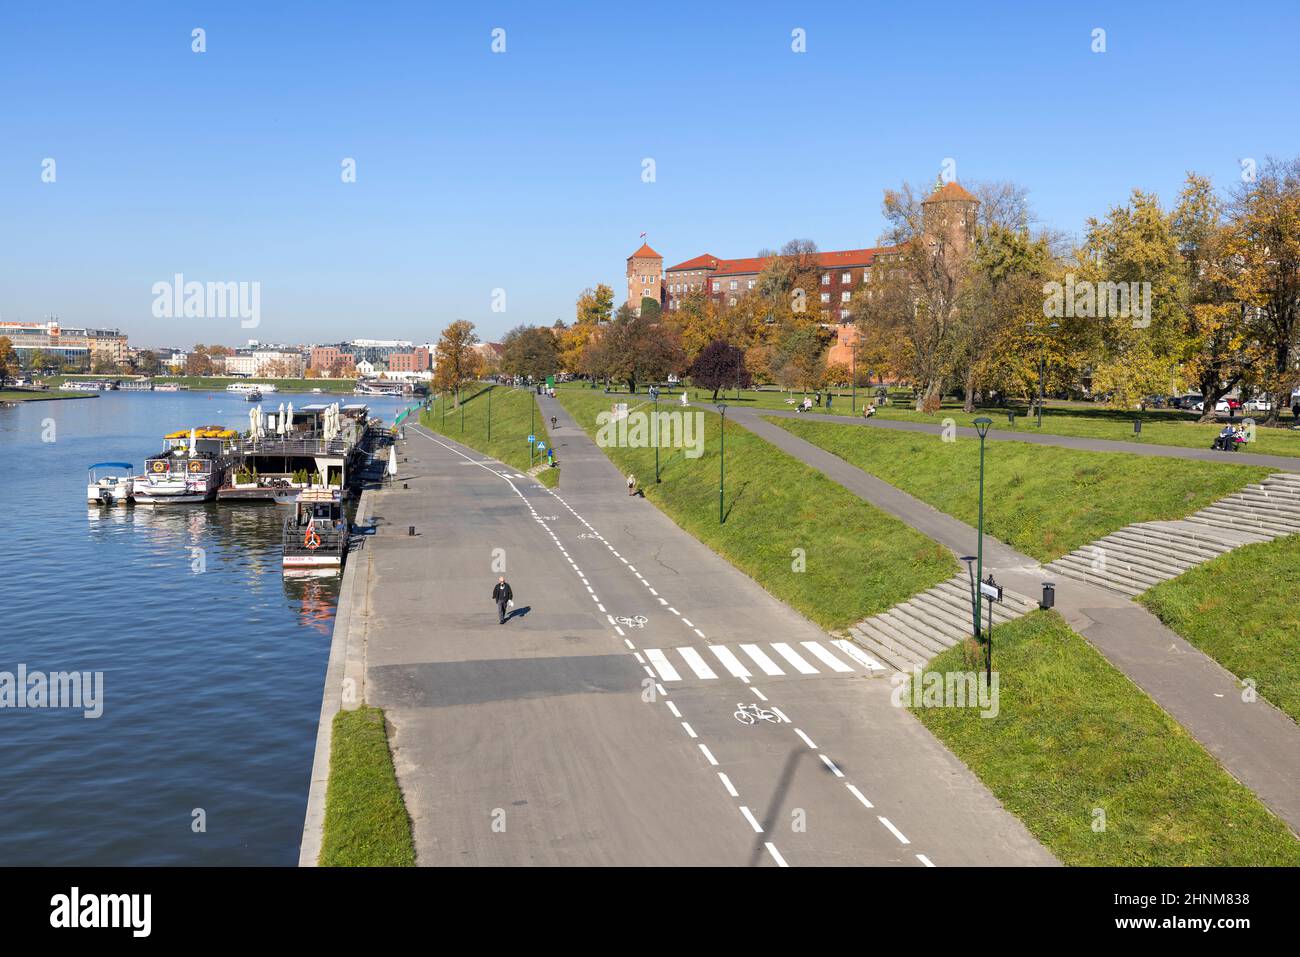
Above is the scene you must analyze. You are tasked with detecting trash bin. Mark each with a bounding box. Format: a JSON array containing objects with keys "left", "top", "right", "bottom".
[{"left": 1040, "top": 581, "right": 1055, "bottom": 610}]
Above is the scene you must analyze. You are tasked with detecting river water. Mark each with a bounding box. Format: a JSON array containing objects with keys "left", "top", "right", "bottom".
[{"left": 0, "top": 389, "right": 411, "bottom": 865}]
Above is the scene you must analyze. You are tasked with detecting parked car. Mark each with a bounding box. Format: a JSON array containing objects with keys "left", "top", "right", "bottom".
[
  {"left": 1193, "top": 398, "right": 1231, "bottom": 414},
  {"left": 1178, "top": 394, "right": 1204, "bottom": 410},
  {"left": 1244, "top": 397, "right": 1272, "bottom": 412}
]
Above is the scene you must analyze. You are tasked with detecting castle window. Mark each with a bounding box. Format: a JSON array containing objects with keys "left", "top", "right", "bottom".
[
  {"left": 821, "top": 273, "right": 830, "bottom": 285},
  {"left": 842, "top": 273, "right": 851, "bottom": 283}
]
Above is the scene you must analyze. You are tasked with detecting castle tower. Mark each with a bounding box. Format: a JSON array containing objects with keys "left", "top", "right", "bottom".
[
  {"left": 921, "top": 180, "right": 980, "bottom": 254},
  {"left": 626, "top": 242, "right": 663, "bottom": 314}
]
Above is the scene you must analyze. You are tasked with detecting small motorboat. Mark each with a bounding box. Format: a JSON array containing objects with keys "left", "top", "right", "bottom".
[
  {"left": 245, "top": 390, "right": 262, "bottom": 402},
  {"left": 282, "top": 488, "right": 348, "bottom": 573},
  {"left": 87, "top": 462, "right": 135, "bottom": 506}
]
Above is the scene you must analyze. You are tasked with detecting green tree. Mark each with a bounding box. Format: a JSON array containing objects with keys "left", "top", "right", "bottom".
[{"left": 0, "top": 336, "right": 15, "bottom": 384}]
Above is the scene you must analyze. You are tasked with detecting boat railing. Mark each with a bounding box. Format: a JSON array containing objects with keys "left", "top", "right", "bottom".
[
  {"left": 282, "top": 517, "right": 348, "bottom": 555},
  {"left": 234, "top": 436, "right": 351, "bottom": 456}
]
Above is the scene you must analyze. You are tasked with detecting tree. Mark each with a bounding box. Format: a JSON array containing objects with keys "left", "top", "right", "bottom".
[
  {"left": 663, "top": 290, "right": 725, "bottom": 363},
  {"left": 1221, "top": 157, "right": 1300, "bottom": 425},
  {"left": 575, "top": 284, "right": 615, "bottom": 325},
  {"left": 433, "top": 320, "right": 483, "bottom": 405},
  {"left": 186, "top": 351, "right": 215, "bottom": 376},
  {"left": 771, "top": 326, "right": 827, "bottom": 392},
  {"left": 688, "top": 339, "right": 751, "bottom": 400},
  {"left": 0, "top": 336, "right": 16, "bottom": 384},
  {"left": 26, "top": 349, "right": 49, "bottom": 373},
  {"left": 501, "top": 325, "right": 559, "bottom": 381},
  {"left": 585, "top": 304, "right": 683, "bottom": 393},
  {"left": 136, "top": 350, "right": 162, "bottom": 375}
]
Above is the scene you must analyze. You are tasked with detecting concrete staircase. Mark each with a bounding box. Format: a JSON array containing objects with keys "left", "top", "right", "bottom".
[
  {"left": 844, "top": 574, "right": 1040, "bottom": 672},
  {"left": 1043, "top": 472, "right": 1300, "bottom": 597}
]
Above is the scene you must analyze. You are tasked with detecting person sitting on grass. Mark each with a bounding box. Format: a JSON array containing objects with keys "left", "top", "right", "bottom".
[{"left": 863, "top": 404, "right": 876, "bottom": 418}]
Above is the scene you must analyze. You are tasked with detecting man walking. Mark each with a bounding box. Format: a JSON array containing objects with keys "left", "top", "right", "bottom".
[{"left": 492, "top": 576, "right": 513, "bottom": 624}]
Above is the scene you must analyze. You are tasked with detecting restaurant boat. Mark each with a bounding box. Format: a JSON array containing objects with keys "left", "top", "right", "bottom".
[{"left": 133, "top": 426, "right": 237, "bottom": 505}]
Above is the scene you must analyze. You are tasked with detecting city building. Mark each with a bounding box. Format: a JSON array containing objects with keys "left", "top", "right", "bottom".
[
  {"left": 309, "top": 345, "right": 355, "bottom": 374},
  {"left": 387, "top": 346, "right": 432, "bottom": 373},
  {"left": 0, "top": 320, "right": 128, "bottom": 369}
]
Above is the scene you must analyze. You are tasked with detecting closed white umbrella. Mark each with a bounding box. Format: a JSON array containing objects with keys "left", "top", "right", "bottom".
[
  {"left": 277, "top": 402, "right": 286, "bottom": 435},
  {"left": 286, "top": 402, "right": 294, "bottom": 436},
  {"left": 189, "top": 427, "right": 197, "bottom": 458}
]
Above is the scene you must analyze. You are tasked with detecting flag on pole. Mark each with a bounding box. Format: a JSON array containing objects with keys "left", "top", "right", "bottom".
[{"left": 639, "top": 231, "right": 646, "bottom": 239}]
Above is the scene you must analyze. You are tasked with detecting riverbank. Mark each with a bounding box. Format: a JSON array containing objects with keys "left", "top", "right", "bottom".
[
  {"left": 0, "top": 389, "right": 94, "bottom": 402},
  {"left": 47, "top": 374, "right": 367, "bottom": 395}
]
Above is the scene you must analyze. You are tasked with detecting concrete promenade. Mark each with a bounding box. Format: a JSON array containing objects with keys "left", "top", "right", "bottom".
[{"left": 300, "top": 406, "right": 1055, "bottom": 866}]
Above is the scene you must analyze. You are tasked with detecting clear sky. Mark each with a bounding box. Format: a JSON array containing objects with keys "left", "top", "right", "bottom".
[{"left": 1, "top": 1, "right": 1297, "bottom": 348}]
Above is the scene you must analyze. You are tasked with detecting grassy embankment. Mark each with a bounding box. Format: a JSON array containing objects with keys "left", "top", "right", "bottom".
[
  {"left": 770, "top": 417, "right": 1270, "bottom": 563},
  {"left": 318, "top": 706, "right": 416, "bottom": 867},
  {"left": 0, "top": 389, "right": 90, "bottom": 402},
  {"left": 1140, "top": 536, "right": 1300, "bottom": 724},
  {"left": 681, "top": 385, "right": 1300, "bottom": 457},
  {"left": 910, "top": 610, "right": 1300, "bottom": 865},
  {"left": 47, "top": 374, "right": 360, "bottom": 394},
  {"left": 555, "top": 386, "right": 956, "bottom": 630},
  {"left": 420, "top": 383, "right": 560, "bottom": 488}
]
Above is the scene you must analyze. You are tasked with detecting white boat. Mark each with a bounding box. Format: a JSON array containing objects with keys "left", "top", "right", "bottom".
[
  {"left": 282, "top": 489, "right": 347, "bottom": 572},
  {"left": 133, "top": 426, "right": 236, "bottom": 505},
  {"left": 226, "top": 382, "right": 278, "bottom": 394},
  {"left": 87, "top": 462, "right": 135, "bottom": 506}
]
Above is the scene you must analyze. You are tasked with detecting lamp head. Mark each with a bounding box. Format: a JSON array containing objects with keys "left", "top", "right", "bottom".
[
  {"left": 974, "top": 416, "right": 992, "bottom": 438},
  {"left": 716, "top": 402, "right": 727, "bottom": 414}
]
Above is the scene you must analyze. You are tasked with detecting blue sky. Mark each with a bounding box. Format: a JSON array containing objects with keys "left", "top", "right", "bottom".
[{"left": 1, "top": 1, "right": 1297, "bottom": 348}]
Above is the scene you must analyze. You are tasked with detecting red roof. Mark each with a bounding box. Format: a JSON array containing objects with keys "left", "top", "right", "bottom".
[
  {"left": 924, "top": 181, "right": 979, "bottom": 203},
  {"left": 666, "top": 253, "right": 720, "bottom": 271},
  {"left": 710, "top": 247, "right": 896, "bottom": 277},
  {"left": 627, "top": 242, "right": 662, "bottom": 260}
]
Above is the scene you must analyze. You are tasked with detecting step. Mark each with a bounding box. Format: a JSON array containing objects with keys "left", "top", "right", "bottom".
[
  {"left": 1264, "top": 472, "right": 1300, "bottom": 486},
  {"left": 1204, "top": 498, "right": 1300, "bottom": 523},
  {"left": 851, "top": 624, "right": 925, "bottom": 671},
  {"left": 1186, "top": 511, "right": 1294, "bottom": 537},
  {"left": 864, "top": 614, "right": 947, "bottom": 661},
  {"left": 1084, "top": 538, "right": 1197, "bottom": 577},
  {"left": 932, "top": 579, "right": 1038, "bottom": 620},
  {"left": 1050, "top": 554, "right": 1159, "bottom": 594},
  {"left": 1047, "top": 561, "right": 1146, "bottom": 597},
  {"left": 1237, "top": 485, "right": 1300, "bottom": 506},
  {"left": 1128, "top": 521, "right": 1245, "bottom": 553},
  {"left": 852, "top": 624, "right": 925, "bottom": 670},
  {"left": 878, "top": 608, "right": 959, "bottom": 653},
  {"left": 1097, "top": 534, "right": 1203, "bottom": 570},
  {"left": 908, "top": 592, "right": 978, "bottom": 634},
  {"left": 1107, "top": 528, "right": 1223, "bottom": 565},
  {"left": 884, "top": 603, "right": 968, "bottom": 644},
  {"left": 1053, "top": 548, "right": 1169, "bottom": 587},
  {"left": 1200, "top": 508, "right": 1300, "bottom": 536}
]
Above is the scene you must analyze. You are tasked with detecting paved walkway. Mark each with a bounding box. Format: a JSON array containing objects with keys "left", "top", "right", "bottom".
[
  {"left": 735, "top": 409, "right": 1300, "bottom": 837},
  {"left": 302, "top": 405, "right": 1054, "bottom": 866},
  {"left": 751, "top": 407, "right": 1300, "bottom": 471}
]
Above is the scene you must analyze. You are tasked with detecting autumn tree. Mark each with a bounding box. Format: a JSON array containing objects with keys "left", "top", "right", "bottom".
[
  {"left": 584, "top": 303, "right": 683, "bottom": 393},
  {"left": 501, "top": 324, "right": 560, "bottom": 381},
  {"left": 1221, "top": 157, "right": 1300, "bottom": 424},
  {"left": 433, "top": 319, "right": 483, "bottom": 406},
  {"left": 688, "top": 339, "right": 751, "bottom": 400},
  {"left": 0, "top": 336, "right": 15, "bottom": 384}
]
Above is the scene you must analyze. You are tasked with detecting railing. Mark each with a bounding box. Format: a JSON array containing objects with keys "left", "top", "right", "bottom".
[{"left": 233, "top": 436, "right": 351, "bottom": 456}]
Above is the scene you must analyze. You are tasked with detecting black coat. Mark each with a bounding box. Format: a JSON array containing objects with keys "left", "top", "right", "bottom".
[{"left": 492, "top": 582, "right": 513, "bottom": 603}]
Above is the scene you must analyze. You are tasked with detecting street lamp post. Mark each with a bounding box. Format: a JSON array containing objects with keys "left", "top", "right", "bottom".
[
  {"left": 973, "top": 416, "right": 992, "bottom": 659},
  {"left": 1030, "top": 322, "right": 1059, "bottom": 428},
  {"left": 851, "top": 341, "right": 857, "bottom": 413},
  {"left": 654, "top": 391, "right": 661, "bottom": 483},
  {"left": 717, "top": 402, "right": 727, "bottom": 524},
  {"left": 487, "top": 386, "right": 491, "bottom": 441}
]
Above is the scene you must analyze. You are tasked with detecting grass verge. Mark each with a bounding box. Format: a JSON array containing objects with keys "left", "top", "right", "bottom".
[
  {"left": 770, "top": 417, "right": 1269, "bottom": 562},
  {"left": 1140, "top": 535, "right": 1300, "bottom": 724},
  {"left": 556, "top": 387, "right": 956, "bottom": 629},
  {"left": 911, "top": 611, "right": 1300, "bottom": 865},
  {"left": 0, "top": 389, "right": 89, "bottom": 402},
  {"left": 319, "top": 706, "right": 416, "bottom": 867},
  {"left": 420, "top": 384, "right": 559, "bottom": 487}
]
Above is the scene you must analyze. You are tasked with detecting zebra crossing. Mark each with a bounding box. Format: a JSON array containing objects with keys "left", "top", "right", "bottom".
[{"left": 643, "top": 639, "right": 884, "bottom": 683}]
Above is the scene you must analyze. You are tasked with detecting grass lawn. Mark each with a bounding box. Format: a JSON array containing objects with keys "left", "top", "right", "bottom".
[
  {"left": 0, "top": 389, "right": 89, "bottom": 402},
  {"left": 1140, "top": 535, "right": 1300, "bottom": 724},
  {"left": 911, "top": 611, "right": 1300, "bottom": 865},
  {"left": 660, "top": 383, "right": 1300, "bottom": 457},
  {"left": 420, "top": 383, "right": 560, "bottom": 487},
  {"left": 770, "top": 416, "right": 1270, "bottom": 563},
  {"left": 556, "top": 387, "right": 957, "bottom": 630},
  {"left": 319, "top": 706, "right": 416, "bottom": 867}
]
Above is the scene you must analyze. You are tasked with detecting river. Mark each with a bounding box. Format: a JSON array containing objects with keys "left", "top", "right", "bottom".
[{"left": 0, "top": 389, "right": 412, "bottom": 865}]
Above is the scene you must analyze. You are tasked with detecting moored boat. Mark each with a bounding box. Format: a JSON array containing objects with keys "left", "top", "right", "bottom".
[
  {"left": 282, "top": 489, "right": 348, "bottom": 573},
  {"left": 133, "top": 426, "right": 236, "bottom": 505},
  {"left": 87, "top": 462, "right": 135, "bottom": 506}
]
